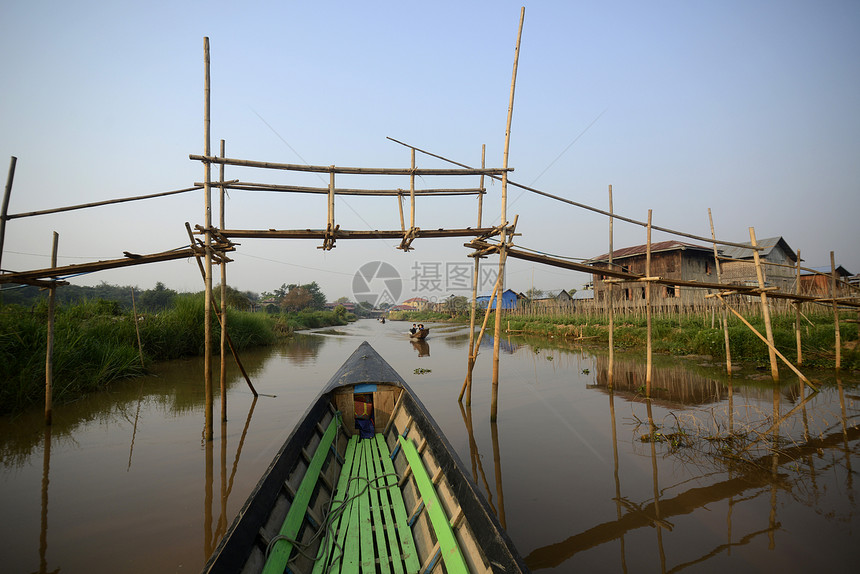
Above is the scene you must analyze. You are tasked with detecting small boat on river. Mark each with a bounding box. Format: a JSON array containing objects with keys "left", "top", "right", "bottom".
[
  {"left": 409, "top": 328, "right": 430, "bottom": 340},
  {"left": 202, "top": 341, "right": 528, "bottom": 574}
]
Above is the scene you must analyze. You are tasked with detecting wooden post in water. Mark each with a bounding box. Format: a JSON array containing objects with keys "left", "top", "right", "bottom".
[
  {"left": 831, "top": 251, "right": 841, "bottom": 370},
  {"left": 219, "top": 139, "right": 228, "bottom": 422},
  {"left": 45, "top": 232, "right": 58, "bottom": 425},
  {"left": 463, "top": 146, "right": 486, "bottom": 406},
  {"left": 709, "top": 208, "right": 732, "bottom": 375},
  {"left": 491, "top": 5, "right": 524, "bottom": 422},
  {"left": 131, "top": 288, "right": 145, "bottom": 368},
  {"left": 607, "top": 185, "right": 615, "bottom": 388},
  {"left": 203, "top": 37, "right": 214, "bottom": 441},
  {"left": 795, "top": 249, "right": 803, "bottom": 366},
  {"left": 645, "top": 209, "right": 653, "bottom": 396},
  {"left": 750, "top": 228, "right": 778, "bottom": 381},
  {"left": 0, "top": 156, "right": 17, "bottom": 274}
]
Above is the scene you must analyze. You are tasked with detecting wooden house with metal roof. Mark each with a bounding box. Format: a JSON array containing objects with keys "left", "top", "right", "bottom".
[
  {"left": 719, "top": 236, "right": 797, "bottom": 291},
  {"left": 585, "top": 240, "right": 716, "bottom": 309}
]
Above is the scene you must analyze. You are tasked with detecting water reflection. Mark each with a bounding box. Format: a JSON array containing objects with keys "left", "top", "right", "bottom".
[
  {"left": 2, "top": 321, "right": 858, "bottom": 573},
  {"left": 410, "top": 339, "right": 430, "bottom": 357},
  {"left": 278, "top": 333, "right": 324, "bottom": 365}
]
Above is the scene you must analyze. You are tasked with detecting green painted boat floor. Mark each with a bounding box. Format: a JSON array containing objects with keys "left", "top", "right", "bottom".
[{"left": 313, "top": 433, "right": 421, "bottom": 574}]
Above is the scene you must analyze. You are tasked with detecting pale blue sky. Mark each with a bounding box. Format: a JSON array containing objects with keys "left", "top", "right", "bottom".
[{"left": 1, "top": 1, "right": 858, "bottom": 301}]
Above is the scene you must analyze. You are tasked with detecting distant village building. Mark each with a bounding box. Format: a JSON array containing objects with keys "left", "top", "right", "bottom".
[
  {"left": 529, "top": 289, "right": 573, "bottom": 310},
  {"left": 400, "top": 297, "right": 429, "bottom": 311},
  {"left": 719, "top": 236, "right": 798, "bottom": 291},
  {"left": 476, "top": 289, "right": 522, "bottom": 310},
  {"left": 799, "top": 265, "right": 852, "bottom": 297},
  {"left": 586, "top": 240, "right": 716, "bottom": 309}
]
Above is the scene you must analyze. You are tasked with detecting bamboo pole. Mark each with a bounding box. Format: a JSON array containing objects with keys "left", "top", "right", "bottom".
[
  {"left": 459, "top": 273, "right": 502, "bottom": 402},
  {"left": 45, "top": 232, "right": 58, "bottom": 425},
  {"left": 409, "top": 149, "right": 415, "bottom": 231},
  {"left": 713, "top": 294, "right": 817, "bottom": 392},
  {"left": 0, "top": 156, "right": 16, "bottom": 273},
  {"left": 219, "top": 139, "right": 228, "bottom": 422},
  {"left": 645, "top": 210, "right": 652, "bottom": 395},
  {"left": 203, "top": 36, "right": 214, "bottom": 441},
  {"left": 477, "top": 145, "right": 485, "bottom": 227},
  {"left": 709, "top": 208, "right": 732, "bottom": 375},
  {"left": 210, "top": 181, "right": 485, "bottom": 196},
  {"left": 184, "top": 223, "right": 258, "bottom": 397},
  {"left": 608, "top": 185, "right": 614, "bottom": 388},
  {"left": 130, "top": 287, "right": 145, "bottom": 368},
  {"left": 490, "top": 5, "right": 524, "bottom": 423},
  {"left": 6, "top": 185, "right": 203, "bottom": 221},
  {"left": 397, "top": 192, "right": 405, "bottom": 232},
  {"left": 750, "top": 228, "right": 778, "bottom": 381},
  {"left": 831, "top": 251, "right": 841, "bottom": 370},
  {"left": 463, "top": 147, "right": 486, "bottom": 406},
  {"left": 189, "top": 154, "right": 511, "bottom": 177},
  {"left": 795, "top": 249, "right": 802, "bottom": 366}
]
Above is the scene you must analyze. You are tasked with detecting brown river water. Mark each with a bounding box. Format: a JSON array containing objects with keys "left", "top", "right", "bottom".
[{"left": 2, "top": 319, "right": 858, "bottom": 573}]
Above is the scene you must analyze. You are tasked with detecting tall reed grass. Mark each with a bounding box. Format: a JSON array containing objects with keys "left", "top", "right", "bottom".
[{"left": 0, "top": 295, "right": 277, "bottom": 414}]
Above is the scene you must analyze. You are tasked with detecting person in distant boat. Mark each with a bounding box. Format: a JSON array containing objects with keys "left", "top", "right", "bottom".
[
  {"left": 410, "top": 323, "right": 418, "bottom": 335},
  {"left": 418, "top": 324, "right": 424, "bottom": 331}
]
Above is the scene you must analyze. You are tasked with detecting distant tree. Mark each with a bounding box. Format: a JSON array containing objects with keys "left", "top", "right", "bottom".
[
  {"left": 335, "top": 296, "right": 351, "bottom": 305},
  {"left": 281, "top": 287, "right": 313, "bottom": 312},
  {"left": 525, "top": 287, "right": 544, "bottom": 299},
  {"left": 138, "top": 282, "right": 177, "bottom": 311}
]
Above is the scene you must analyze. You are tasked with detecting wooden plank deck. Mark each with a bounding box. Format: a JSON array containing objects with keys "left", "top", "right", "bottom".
[{"left": 262, "top": 426, "right": 467, "bottom": 574}]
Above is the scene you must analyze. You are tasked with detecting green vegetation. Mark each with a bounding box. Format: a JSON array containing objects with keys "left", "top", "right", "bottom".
[
  {"left": 0, "top": 295, "right": 277, "bottom": 414},
  {"left": 484, "top": 310, "right": 860, "bottom": 370}
]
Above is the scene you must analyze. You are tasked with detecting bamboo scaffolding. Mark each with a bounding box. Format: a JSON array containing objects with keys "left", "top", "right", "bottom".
[
  {"left": 608, "top": 185, "right": 615, "bottom": 388},
  {"left": 5, "top": 185, "right": 203, "bottom": 221},
  {"left": 0, "top": 246, "right": 210, "bottom": 284},
  {"left": 45, "top": 232, "right": 58, "bottom": 426},
  {"left": 795, "top": 250, "right": 803, "bottom": 366},
  {"left": 130, "top": 287, "right": 145, "bottom": 368},
  {"left": 831, "top": 251, "right": 841, "bottom": 370},
  {"left": 465, "top": 239, "right": 860, "bottom": 308},
  {"left": 220, "top": 227, "right": 496, "bottom": 240},
  {"left": 203, "top": 36, "right": 214, "bottom": 441},
  {"left": 459, "top": 271, "right": 503, "bottom": 402},
  {"left": 490, "top": 5, "right": 524, "bottom": 422},
  {"left": 189, "top": 154, "right": 511, "bottom": 176},
  {"left": 645, "top": 210, "right": 653, "bottom": 395},
  {"left": 0, "top": 156, "right": 17, "bottom": 273},
  {"left": 709, "top": 208, "right": 732, "bottom": 375},
  {"left": 219, "top": 139, "right": 228, "bottom": 422},
  {"left": 196, "top": 183, "right": 483, "bottom": 196},
  {"left": 185, "top": 223, "right": 258, "bottom": 398},
  {"left": 464, "top": 146, "right": 486, "bottom": 406},
  {"left": 750, "top": 228, "right": 778, "bottom": 381}
]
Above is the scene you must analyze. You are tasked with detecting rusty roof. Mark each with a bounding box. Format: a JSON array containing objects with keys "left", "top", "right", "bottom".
[{"left": 586, "top": 240, "right": 712, "bottom": 263}]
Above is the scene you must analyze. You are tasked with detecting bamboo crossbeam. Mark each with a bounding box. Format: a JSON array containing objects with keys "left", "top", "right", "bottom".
[
  {"left": 221, "top": 227, "right": 497, "bottom": 240},
  {"left": 6, "top": 186, "right": 203, "bottom": 220},
  {"left": 467, "top": 239, "right": 860, "bottom": 308},
  {"left": 200, "top": 181, "right": 485, "bottom": 196},
  {"left": 188, "top": 154, "right": 512, "bottom": 176},
  {"left": 0, "top": 247, "right": 206, "bottom": 284},
  {"left": 386, "top": 137, "right": 761, "bottom": 251}
]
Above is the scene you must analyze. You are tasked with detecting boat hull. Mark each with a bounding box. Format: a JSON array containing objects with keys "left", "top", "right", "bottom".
[{"left": 202, "top": 341, "right": 527, "bottom": 574}]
